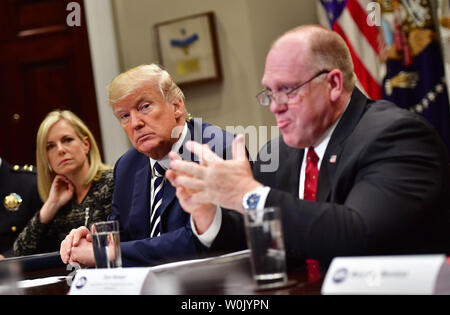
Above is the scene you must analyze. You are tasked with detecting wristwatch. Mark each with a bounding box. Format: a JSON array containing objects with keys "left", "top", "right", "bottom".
[{"left": 242, "top": 186, "right": 266, "bottom": 210}]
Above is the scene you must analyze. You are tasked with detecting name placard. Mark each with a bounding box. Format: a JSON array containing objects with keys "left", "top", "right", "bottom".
[
  {"left": 321, "top": 254, "right": 450, "bottom": 295},
  {"left": 69, "top": 267, "right": 152, "bottom": 295}
]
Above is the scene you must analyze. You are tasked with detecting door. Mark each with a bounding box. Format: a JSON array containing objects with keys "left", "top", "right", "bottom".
[{"left": 0, "top": 0, "right": 102, "bottom": 165}]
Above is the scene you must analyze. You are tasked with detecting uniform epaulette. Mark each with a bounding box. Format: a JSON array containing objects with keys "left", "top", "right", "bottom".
[{"left": 12, "top": 164, "right": 35, "bottom": 173}]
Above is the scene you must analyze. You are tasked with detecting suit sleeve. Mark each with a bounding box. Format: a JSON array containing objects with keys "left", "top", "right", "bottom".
[
  {"left": 110, "top": 152, "right": 205, "bottom": 266},
  {"left": 107, "top": 155, "right": 134, "bottom": 243},
  {"left": 108, "top": 163, "right": 120, "bottom": 224},
  {"left": 209, "top": 209, "right": 247, "bottom": 255},
  {"left": 260, "top": 117, "right": 450, "bottom": 265},
  {"left": 119, "top": 225, "right": 204, "bottom": 266}
]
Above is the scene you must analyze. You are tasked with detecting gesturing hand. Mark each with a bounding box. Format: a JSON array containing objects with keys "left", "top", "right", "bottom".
[
  {"left": 166, "top": 152, "right": 217, "bottom": 234},
  {"left": 166, "top": 134, "right": 261, "bottom": 213}
]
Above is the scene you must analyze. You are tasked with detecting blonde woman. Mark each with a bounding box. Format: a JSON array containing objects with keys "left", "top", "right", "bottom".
[{"left": 14, "top": 110, "right": 113, "bottom": 256}]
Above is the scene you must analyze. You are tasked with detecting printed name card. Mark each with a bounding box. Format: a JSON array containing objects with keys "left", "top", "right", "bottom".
[
  {"left": 321, "top": 254, "right": 450, "bottom": 295},
  {"left": 69, "top": 267, "right": 153, "bottom": 295}
]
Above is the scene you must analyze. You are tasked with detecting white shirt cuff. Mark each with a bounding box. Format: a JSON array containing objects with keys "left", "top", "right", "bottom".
[{"left": 190, "top": 205, "right": 222, "bottom": 248}]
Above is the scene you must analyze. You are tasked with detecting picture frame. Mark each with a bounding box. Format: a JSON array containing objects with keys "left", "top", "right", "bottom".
[{"left": 154, "top": 11, "right": 222, "bottom": 87}]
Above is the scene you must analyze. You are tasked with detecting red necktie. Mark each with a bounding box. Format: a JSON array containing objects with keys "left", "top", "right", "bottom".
[
  {"left": 304, "top": 147, "right": 321, "bottom": 282},
  {"left": 304, "top": 147, "right": 319, "bottom": 201}
]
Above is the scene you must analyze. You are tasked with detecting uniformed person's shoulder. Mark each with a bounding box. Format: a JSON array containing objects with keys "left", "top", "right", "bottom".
[
  {"left": 0, "top": 159, "right": 41, "bottom": 254},
  {"left": 1, "top": 160, "right": 37, "bottom": 185},
  {"left": 1, "top": 160, "right": 38, "bottom": 210},
  {"left": 9, "top": 163, "right": 36, "bottom": 175},
  {"left": 3, "top": 162, "right": 37, "bottom": 185},
  {"left": 0, "top": 159, "right": 37, "bottom": 180}
]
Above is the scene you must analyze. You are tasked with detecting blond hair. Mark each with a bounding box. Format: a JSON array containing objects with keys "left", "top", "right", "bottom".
[
  {"left": 108, "top": 64, "right": 187, "bottom": 116},
  {"left": 36, "top": 110, "right": 110, "bottom": 201},
  {"left": 279, "top": 25, "right": 356, "bottom": 92}
]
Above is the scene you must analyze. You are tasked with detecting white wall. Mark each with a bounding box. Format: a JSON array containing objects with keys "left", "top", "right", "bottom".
[
  {"left": 84, "top": 0, "right": 130, "bottom": 166},
  {"left": 245, "top": 0, "right": 319, "bottom": 126}
]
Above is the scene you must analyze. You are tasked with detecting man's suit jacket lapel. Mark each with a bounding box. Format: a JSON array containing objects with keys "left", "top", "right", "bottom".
[
  {"left": 317, "top": 88, "right": 369, "bottom": 202},
  {"left": 159, "top": 120, "right": 197, "bottom": 219},
  {"left": 129, "top": 155, "right": 151, "bottom": 238},
  {"left": 277, "top": 143, "right": 303, "bottom": 196}
]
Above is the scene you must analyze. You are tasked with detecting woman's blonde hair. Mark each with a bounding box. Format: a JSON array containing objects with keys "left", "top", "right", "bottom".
[
  {"left": 36, "top": 110, "right": 110, "bottom": 201},
  {"left": 107, "top": 63, "right": 187, "bottom": 117}
]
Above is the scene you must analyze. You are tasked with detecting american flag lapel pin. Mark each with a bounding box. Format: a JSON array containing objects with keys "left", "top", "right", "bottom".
[{"left": 329, "top": 154, "right": 337, "bottom": 164}]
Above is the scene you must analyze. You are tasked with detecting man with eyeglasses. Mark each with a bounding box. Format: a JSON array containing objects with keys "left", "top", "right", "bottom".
[{"left": 166, "top": 25, "right": 450, "bottom": 270}]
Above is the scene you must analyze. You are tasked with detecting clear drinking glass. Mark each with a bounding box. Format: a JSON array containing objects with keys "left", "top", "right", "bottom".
[
  {"left": 244, "top": 207, "right": 288, "bottom": 289},
  {"left": 90, "top": 220, "right": 122, "bottom": 268}
]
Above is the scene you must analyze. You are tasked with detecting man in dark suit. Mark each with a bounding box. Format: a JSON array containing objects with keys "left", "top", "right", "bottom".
[
  {"left": 107, "top": 117, "right": 236, "bottom": 266},
  {"left": 166, "top": 25, "right": 450, "bottom": 269},
  {"left": 60, "top": 64, "right": 237, "bottom": 267},
  {"left": 0, "top": 158, "right": 42, "bottom": 257}
]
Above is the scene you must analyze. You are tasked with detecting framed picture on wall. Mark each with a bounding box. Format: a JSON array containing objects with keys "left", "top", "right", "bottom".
[{"left": 154, "top": 11, "right": 222, "bottom": 86}]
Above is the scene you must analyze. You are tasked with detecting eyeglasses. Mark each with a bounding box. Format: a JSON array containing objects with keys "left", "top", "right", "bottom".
[{"left": 256, "top": 70, "right": 330, "bottom": 106}]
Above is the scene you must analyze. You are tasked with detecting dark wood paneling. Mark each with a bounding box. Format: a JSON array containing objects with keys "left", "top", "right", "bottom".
[{"left": 0, "top": 0, "right": 102, "bottom": 165}]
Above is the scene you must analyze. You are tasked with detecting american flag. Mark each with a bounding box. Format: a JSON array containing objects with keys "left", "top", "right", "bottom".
[
  {"left": 317, "top": 0, "right": 450, "bottom": 155},
  {"left": 316, "top": 0, "right": 386, "bottom": 100}
]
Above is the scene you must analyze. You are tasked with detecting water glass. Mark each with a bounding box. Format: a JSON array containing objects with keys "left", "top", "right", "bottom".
[
  {"left": 244, "top": 207, "right": 288, "bottom": 289},
  {"left": 90, "top": 220, "right": 122, "bottom": 268}
]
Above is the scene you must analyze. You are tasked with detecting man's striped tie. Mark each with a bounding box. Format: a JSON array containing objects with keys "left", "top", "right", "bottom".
[{"left": 150, "top": 162, "right": 165, "bottom": 237}]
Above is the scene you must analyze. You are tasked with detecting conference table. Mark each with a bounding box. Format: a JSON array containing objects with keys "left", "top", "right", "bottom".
[{"left": 2, "top": 250, "right": 323, "bottom": 295}]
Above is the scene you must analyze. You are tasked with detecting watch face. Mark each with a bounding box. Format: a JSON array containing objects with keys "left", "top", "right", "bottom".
[{"left": 246, "top": 193, "right": 260, "bottom": 209}]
